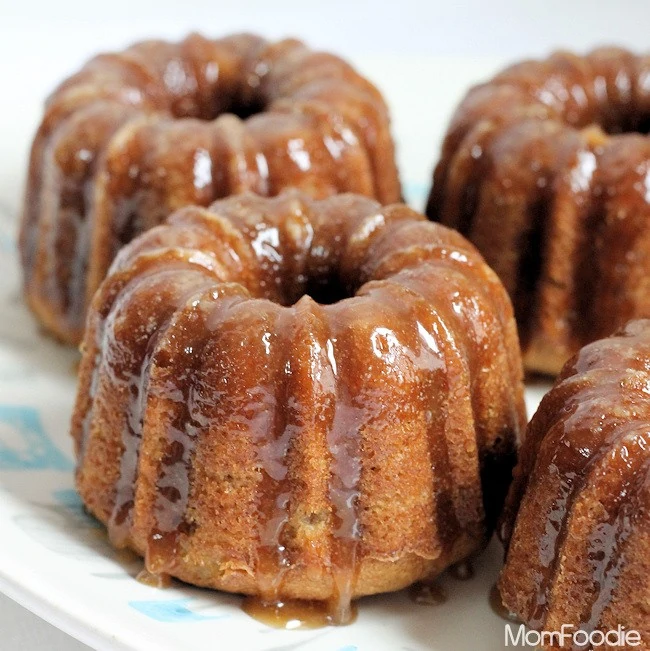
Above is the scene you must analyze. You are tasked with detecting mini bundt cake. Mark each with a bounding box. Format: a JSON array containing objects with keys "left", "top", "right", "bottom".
[
  {"left": 20, "top": 33, "right": 401, "bottom": 345},
  {"left": 427, "top": 48, "right": 650, "bottom": 375},
  {"left": 71, "top": 191, "right": 525, "bottom": 623},
  {"left": 499, "top": 319, "right": 650, "bottom": 647}
]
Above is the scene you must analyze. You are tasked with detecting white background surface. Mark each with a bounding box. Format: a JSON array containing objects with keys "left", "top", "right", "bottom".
[{"left": 1, "top": 1, "right": 650, "bottom": 648}]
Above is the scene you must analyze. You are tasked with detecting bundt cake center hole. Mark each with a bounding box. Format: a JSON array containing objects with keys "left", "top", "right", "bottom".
[
  {"left": 175, "top": 92, "right": 267, "bottom": 121},
  {"left": 248, "top": 216, "right": 360, "bottom": 306},
  {"left": 277, "top": 271, "right": 354, "bottom": 306},
  {"left": 223, "top": 95, "right": 267, "bottom": 121},
  {"left": 301, "top": 275, "right": 352, "bottom": 305},
  {"left": 586, "top": 112, "right": 650, "bottom": 135}
]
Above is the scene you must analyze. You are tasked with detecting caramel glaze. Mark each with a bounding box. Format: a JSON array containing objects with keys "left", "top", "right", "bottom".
[
  {"left": 20, "top": 33, "right": 402, "bottom": 345},
  {"left": 499, "top": 319, "right": 650, "bottom": 646},
  {"left": 427, "top": 48, "right": 650, "bottom": 375},
  {"left": 242, "top": 595, "right": 358, "bottom": 629},
  {"left": 70, "top": 192, "right": 525, "bottom": 624}
]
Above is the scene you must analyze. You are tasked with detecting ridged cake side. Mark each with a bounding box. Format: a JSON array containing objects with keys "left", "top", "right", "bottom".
[
  {"left": 21, "top": 33, "right": 401, "bottom": 345},
  {"left": 428, "top": 48, "right": 650, "bottom": 375},
  {"left": 499, "top": 319, "right": 650, "bottom": 647},
  {"left": 70, "top": 192, "right": 525, "bottom": 620}
]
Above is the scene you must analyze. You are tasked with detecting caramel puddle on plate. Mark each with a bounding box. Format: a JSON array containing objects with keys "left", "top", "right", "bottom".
[
  {"left": 242, "top": 596, "right": 358, "bottom": 630},
  {"left": 136, "top": 568, "right": 172, "bottom": 588},
  {"left": 489, "top": 583, "right": 520, "bottom": 622},
  {"left": 449, "top": 560, "right": 474, "bottom": 581},
  {"left": 408, "top": 581, "right": 448, "bottom": 606}
]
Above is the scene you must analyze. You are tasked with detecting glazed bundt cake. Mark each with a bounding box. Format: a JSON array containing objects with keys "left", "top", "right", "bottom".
[
  {"left": 427, "top": 47, "right": 650, "bottom": 375},
  {"left": 499, "top": 319, "right": 650, "bottom": 647},
  {"left": 20, "top": 33, "right": 401, "bottom": 345},
  {"left": 71, "top": 191, "right": 525, "bottom": 623}
]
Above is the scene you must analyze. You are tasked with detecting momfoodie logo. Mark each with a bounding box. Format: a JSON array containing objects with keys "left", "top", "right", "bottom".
[{"left": 504, "top": 624, "right": 642, "bottom": 648}]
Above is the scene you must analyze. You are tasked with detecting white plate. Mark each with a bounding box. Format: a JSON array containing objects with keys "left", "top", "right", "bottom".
[{"left": 0, "top": 58, "right": 550, "bottom": 651}]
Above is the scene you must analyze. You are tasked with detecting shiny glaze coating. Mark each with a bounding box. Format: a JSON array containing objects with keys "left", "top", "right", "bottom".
[
  {"left": 20, "top": 33, "right": 401, "bottom": 345},
  {"left": 427, "top": 48, "right": 650, "bottom": 375},
  {"left": 70, "top": 191, "right": 525, "bottom": 621},
  {"left": 499, "top": 319, "right": 650, "bottom": 647}
]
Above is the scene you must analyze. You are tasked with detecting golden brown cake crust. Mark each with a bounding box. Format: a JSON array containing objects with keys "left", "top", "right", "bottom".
[
  {"left": 427, "top": 48, "right": 650, "bottom": 375},
  {"left": 71, "top": 191, "right": 525, "bottom": 618},
  {"left": 499, "top": 319, "right": 650, "bottom": 648},
  {"left": 20, "top": 33, "right": 401, "bottom": 345}
]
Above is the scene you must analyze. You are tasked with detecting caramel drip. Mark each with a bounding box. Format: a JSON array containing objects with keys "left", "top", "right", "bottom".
[
  {"left": 433, "top": 254, "right": 522, "bottom": 532},
  {"left": 77, "top": 261, "right": 187, "bottom": 463},
  {"left": 63, "top": 110, "right": 137, "bottom": 332},
  {"left": 578, "top": 138, "right": 650, "bottom": 345},
  {"left": 452, "top": 123, "right": 498, "bottom": 236},
  {"left": 383, "top": 255, "right": 515, "bottom": 538},
  {"left": 526, "top": 413, "right": 650, "bottom": 630},
  {"left": 514, "top": 177, "right": 551, "bottom": 349},
  {"left": 541, "top": 138, "right": 597, "bottom": 361},
  {"left": 39, "top": 106, "right": 138, "bottom": 337},
  {"left": 377, "top": 279, "right": 461, "bottom": 551},
  {"left": 251, "top": 307, "right": 294, "bottom": 601},
  {"left": 77, "top": 284, "right": 128, "bottom": 464},
  {"left": 417, "top": 312, "right": 462, "bottom": 551},
  {"left": 572, "top": 143, "right": 606, "bottom": 346},
  {"left": 65, "top": 193, "right": 92, "bottom": 331},
  {"left": 85, "top": 116, "right": 152, "bottom": 305},
  {"left": 526, "top": 421, "right": 614, "bottom": 629},
  {"left": 77, "top": 345, "right": 103, "bottom": 464},
  {"left": 23, "top": 113, "right": 85, "bottom": 287},
  {"left": 107, "top": 276, "right": 215, "bottom": 548},
  {"left": 575, "top": 454, "right": 650, "bottom": 640},
  {"left": 463, "top": 121, "right": 572, "bottom": 351},
  {"left": 323, "top": 318, "right": 363, "bottom": 625},
  {"left": 47, "top": 166, "right": 89, "bottom": 325},
  {"left": 107, "top": 334, "right": 157, "bottom": 548},
  {"left": 146, "top": 289, "right": 247, "bottom": 572}
]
